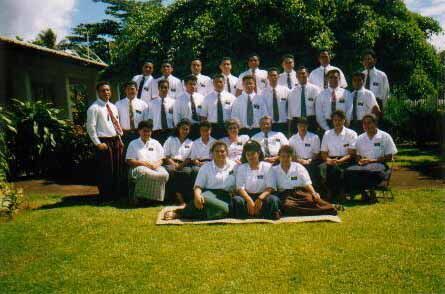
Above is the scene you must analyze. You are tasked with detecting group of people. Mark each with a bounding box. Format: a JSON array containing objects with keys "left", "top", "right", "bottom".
[{"left": 86, "top": 49, "right": 397, "bottom": 221}]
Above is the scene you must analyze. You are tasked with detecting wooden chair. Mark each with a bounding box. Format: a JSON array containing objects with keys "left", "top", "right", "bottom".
[{"left": 371, "top": 162, "right": 394, "bottom": 201}]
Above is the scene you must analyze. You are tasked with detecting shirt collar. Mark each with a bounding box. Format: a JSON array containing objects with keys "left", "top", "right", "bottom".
[
  {"left": 139, "top": 137, "right": 150, "bottom": 147},
  {"left": 96, "top": 98, "right": 108, "bottom": 106}
]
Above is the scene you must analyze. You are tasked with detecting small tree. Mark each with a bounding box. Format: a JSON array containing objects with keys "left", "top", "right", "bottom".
[{"left": 33, "top": 28, "right": 57, "bottom": 49}]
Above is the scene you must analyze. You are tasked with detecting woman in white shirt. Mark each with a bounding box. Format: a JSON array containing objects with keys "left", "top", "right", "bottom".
[
  {"left": 221, "top": 119, "right": 250, "bottom": 164},
  {"left": 164, "top": 141, "right": 236, "bottom": 220},
  {"left": 230, "top": 140, "right": 281, "bottom": 219},
  {"left": 126, "top": 120, "right": 169, "bottom": 204},
  {"left": 163, "top": 119, "right": 194, "bottom": 205},
  {"left": 266, "top": 145, "right": 339, "bottom": 216}
]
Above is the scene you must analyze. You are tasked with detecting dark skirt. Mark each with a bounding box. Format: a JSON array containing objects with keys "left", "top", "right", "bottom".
[
  {"left": 96, "top": 136, "right": 124, "bottom": 200},
  {"left": 229, "top": 193, "right": 281, "bottom": 219},
  {"left": 344, "top": 165, "right": 387, "bottom": 194},
  {"left": 277, "top": 188, "right": 337, "bottom": 216},
  {"left": 165, "top": 162, "right": 194, "bottom": 202}
]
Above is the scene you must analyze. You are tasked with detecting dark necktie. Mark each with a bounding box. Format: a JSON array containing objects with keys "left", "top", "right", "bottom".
[
  {"left": 331, "top": 90, "right": 336, "bottom": 114},
  {"left": 301, "top": 85, "right": 306, "bottom": 117},
  {"left": 247, "top": 95, "right": 254, "bottom": 127},
  {"left": 264, "top": 132, "right": 270, "bottom": 157},
  {"left": 160, "top": 97, "right": 168, "bottom": 129},
  {"left": 227, "top": 77, "right": 231, "bottom": 93},
  {"left": 129, "top": 99, "right": 135, "bottom": 130},
  {"left": 352, "top": 90, "right": 358, "bottom": 122},
  {"left": 272, "top": 88, "right": 279, "bottom": 122},
  {"left": 190, "top": 94, "right": 198, "bottom": 121},
  {"left": 365, "top": 69, "right": 371, "bottom": 90},
  {"left": 287, "top": 72, "right": 292, "bottom": 89},
  {"left": 217, "top": 92, "right": 224, "bottom": 124},
  {"left": 137, "top": 76, "right": 145, "bottom": 98},
  {"left": 106, "top": 103, "right": 123, "bottom": 135},
  {"left": 323, "top": 67, "right": 327, "bottom": 89}
]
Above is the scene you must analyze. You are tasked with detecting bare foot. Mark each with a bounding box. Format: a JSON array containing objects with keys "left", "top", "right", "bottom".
[{"left": 163, "top": 210, "right": 180, "bottom": 220}]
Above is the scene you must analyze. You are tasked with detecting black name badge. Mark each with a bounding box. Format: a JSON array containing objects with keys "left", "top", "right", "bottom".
[
  {"left": 358, "top": 102, "right": 364, "bottom": 106},
  {"left": 225, "top": 101, "right": 231, "bottom": 105},
  {"left": 148, "top": 147, "right": 154, "bottom": 151},
  {"left": 254, "top": 104, "right": 260, "bottom": 109},
  {"left": 168, "top": 108, "right": 173, "bottom": 114},
  {"left": 257, "top": 175, "right": 264, "bottom": 179},
  {"left": 339, "top": 99, "right": 345, "bottom": 103},
  {"left": 275, "top": 138, "right": 281, "bottom": 142},
  {"left": 200, "top": 83, "right": 206, "bottom": 87},
  {"left": 184, "top": 145, "right": 190, "bottom": 149},
  {"left": 305, "top": 143, "right": 311, "bottom": 147},
  {"left": 343, "top": 143, "right": 349, "bottom": 147},
  {"left": 261, "top": 79, "right": 267, "bottom": 84},
  {"left": 136, "top": 110, "right": 142, "bottom": 114},
  {"left": 291, "top": 176, "right": 298, "bottom": 180},
  {"left": 171, "top": 88, "right": 176, "bottom": 92},
  {"left": 144, "top": 87, "right": 149, "bottom": 91},
  {"left": 373, "top": 82, "right": 379, "bottom": 86},
  {"left": 308, "top": 97, "right": 314, "bottom": 101},
  {"left": 229, "top": 170, "right": 234, "bottom": 175},
  {"left": 198, "top": 105, "right": 202, "bottom": 109},
  {"left": 281, "top": 98, "right": 287, "bottom": 101},
  {"left": 236, "top": 142, "right": 243, "bottom": 146},
  {"left": 374, "top": 142, "right": 381, "bottom": 146}
]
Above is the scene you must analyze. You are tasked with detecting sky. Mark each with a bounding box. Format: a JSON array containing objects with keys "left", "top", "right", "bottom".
[{"left": 0, "top": 0, "right": 444, "bottom": 50}]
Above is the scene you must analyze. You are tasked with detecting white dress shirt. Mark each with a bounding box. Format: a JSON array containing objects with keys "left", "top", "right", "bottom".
[
  {"left": 363, "top": 67, "right": 390, "bottom": 102},
  {"left": 150, "top": 75, "right": 184, "bottom": 99},
  {"left": 251, "top": 131, "right": 289, "bottom": 157},
  {"left": 321, "top": 127, "right": 358, "bottom": 157},
  {"left": 355, "top": 129, "right": 397, "bottom": 159},
  {"left": 261, "top": 85, "right": 290, "bottom": 123},
  {"left": 190, "top": 137, "right": 216, "bottom": 160},
  {"left": 236, "top": 68, "right": 269, "bottom": 94},
  {"left": 288, "top": 131, "right": 321, "bottom": 160},
  {"left": 190, "top": 73, "right": 213, "bottom": 96},
  {"left": 278, "top": 70, "right": 298, "bottom": 89},
  {"left": 236, "top": 161, "right": 272, "bottom": 194},
  {"left": 201, "top": 91, "right": 236, "bottom": 123},
  {"left": 144, "top": 96, "right": 175, "bottom": 130},
  {"left": 132, "top": 74, "right": 154, "bottom": 102},
  {"left": 221, "top": 135, "right": 250, "bottom": 161},
  {"left": 115, "top": 97, "right": 148, "bottom": 130},
  {"left": 86, "top": 99, "right": 119, "bottom": 145},
  {"left": 223, "top": 73, "right": 239, "bottom": 94},
  {"left": 350, "top": 88, "right": 378, "bottom": 121},
  {"left": 309, "top": 65, "right": 348, "bottom": 89},
  {"left": 266, "top": 162, "right": 312, "bottom": 191},
  {"left": 287, "top": 82, "right": 321, "bottom": 118},
  {"left": 173, "top": 91, "right": 205, "bottom": 125},
  {"left": 163, "top": 136, "right": 194, "bottom": 161},
  {"left": 126, "top": 137, "right": 164, "bottom": 162},
  {"left": 194, "top": 160, "right": 237, "bottom": 191},
  {"left": 231, "top": 92, "right": 268, "bottom": 129},
  {"left": 316, "top": 87, "right": 353, "bottom": 131}
]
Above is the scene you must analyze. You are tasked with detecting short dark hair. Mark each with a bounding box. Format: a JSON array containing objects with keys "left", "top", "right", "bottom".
[
  {"left": 362, "top": 113, "right": 378, "bottom": 124},
  {"left": 242, "top": 74, "right": 256, "bottom": 83},
  {"left": 161, "top": 60, "right": 172, "bottom": 67},
  {"left": 191, "top": 58, "right": 201, "bottom": 63},
  {"left": 295, "top": 116, "right": 309, "bottom": 125},
  {"left": 158, "top": 79, "right": 169, "bottom": 88},
  {"left": 213, "top": 73, "right": 225, "bottom": 80},
  {"left": 143, "top": 61, "right": 153, "bottom": 66},
  {"left": 319, "top": 49, "right": 330, "bottom": 55},
  {"left": 247, "top": 53, "right": 260, "bottom": 60},
  {"left": 278, "top": 145, "right": 294, "bottom": 156},
  {"left": 173, "top": 118, "right": 192, "bottom": 137},
  {"left": 326, "top": 69, "right": 340, "bottom": 77},
  {"left": 331, "top": 109, "right": 346, "bottom": 120},
  {"left": 199, "top": 120, "right": 212, "bottom": 129},
  {"left": 268, "top": 67, "right": 279, "bottom": 73},
  {"left": 124, "top": 81, "right": 138, "bottom": 89},
  {"left": 138, "top": 119, "right": 153, "bottom": 130},
  {"left": 184, "top": 74, "right": 198, "bottom": 84},
  {"left": 281, "top": 54, "right": 294, "bottom": 62},
  {"left": 352, "top": 71, "right": 366, "bottom": 80},
  {"left": 96, "top": 81, "right": 110, "bottom": 91},
  {"left": 240, "top": 140, "right": 264, "bottom": 163},
  {"left": 362, "top": 49, "right": 376, "bottom": 59},
  {"left": 220, "top": 57, "right": 231, "bottom": 63},
  {"left": 297, "top": 66, "right": 308, "bottom": 73},
  {"left": 210, "top": 140, "right": 228, "bottom": 153}
]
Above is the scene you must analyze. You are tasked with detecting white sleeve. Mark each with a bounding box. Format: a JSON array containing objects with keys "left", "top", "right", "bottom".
[
  {"left": 235, "top": 166, "right": 247, "bottom": 190},
  {"left": 339, "top": 69, "right": 348, "bottom": 88},
  {"left": 280, "top": 133, "right": 289, "bottom": 145},
  {"left": 368, "top": 91, "right": 378, "bottom": 110},
  {"left": 156, "top": 141, "right": 165, "bottom": 159},
  {"left": 345, "top": 91, "right": 353, "bottom": 122},
  {"left": 172, "top": 99, "right": 181, "bottom": 126},
  {"left": 312, "top": 134, "right": 321, "bottom": 155},
  {"left": 194, "top": 164, "right": 208, "bottom": 188},
  {"left": 299, "top": 165, "right": 312, "bottom": 186},
  {"left": 163, "top": 137, "right": 172, "bottom": 157},
  {"left": 201, "top": 97, "right": 209, "bottom": 119},
  {"left": 265, "top": 168, "right": 276, "bottom": 190},
  {"left": 125, "top": 142, "right": 137, "bottom": 160},
  {"left": 316, "top": 93, "right": 329, "bottom": 131},
  {"left": 190, "top": 142, "right": 198, "bottom": 160},
  {"left": 86, "top": 106, "right": 101, "bottom": 145},
  {"left": 320, "top": 132, "right": 329, "bottom": 152},
  {"left": 230, "top": 99, "right": 241, "bottom": 124},
  {"left": 384, "top": 133, "right": 397, "bottom": 155},
  {"left": 382, "top": 73, "right": 390, "bottom": 102},
  {"left": 349, "top": 131, "right": 358, "bottom": 149},
  {"left": 236, "top": 74, "right": 244, "bottom": 90},
  {"left": 132, "top": 75, "right": 139, "bottom": 82}
]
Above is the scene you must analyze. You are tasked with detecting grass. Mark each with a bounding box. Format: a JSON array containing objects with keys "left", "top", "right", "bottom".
[{"left": 394, "top": 146, "right": 444, "bottom": 167}]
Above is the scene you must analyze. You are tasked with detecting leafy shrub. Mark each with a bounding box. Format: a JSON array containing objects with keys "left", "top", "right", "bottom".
[{"left": 0, "top": 181, "right": 25, "bottom": 218}]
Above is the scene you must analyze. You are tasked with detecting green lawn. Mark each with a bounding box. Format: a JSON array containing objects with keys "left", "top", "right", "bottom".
[{"left": 394, "top": 146, "right": 444, "bottom": 167}]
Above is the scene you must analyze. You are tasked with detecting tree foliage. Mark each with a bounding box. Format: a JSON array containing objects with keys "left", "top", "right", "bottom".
[{"left": 33, "top": 28, "right": 57, "bottom": 49}]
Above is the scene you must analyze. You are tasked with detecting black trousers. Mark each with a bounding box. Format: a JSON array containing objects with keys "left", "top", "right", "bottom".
[{"left": 96, "top": 136, "right": 124, "bottom": 200}]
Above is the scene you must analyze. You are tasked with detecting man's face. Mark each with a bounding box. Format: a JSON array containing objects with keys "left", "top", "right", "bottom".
[
  {"left": 297, "top": 123, "right": 308, "bottom": 134},
  {"left": 282, "top": 58, "right": 294, "bottom": 72},
  {"left": 200, "top": 126, "right": 211, "bottom": 138},
  {"left": 362, "top": 117, "right": 376, "bottom": 133},
  {"left": 244, "top": 78, "right": 256, "bottom": 93},
  {"left": 332, "top": 115, "right": 345, "bottom": 129},
  {"left": 297, "top": 69, "right": 308, "bottom": 84},
  {"left": 158, "top": 82, "right": 169, "bottom": 97},
  {"left": 125, "top": 85, "right": 137, "bottom": 99},
  {"left": 142, "top": 63, "right": 153, "bottom": 76},
  {"left": 161, "top": 64, "right": 173, "bottom": 76},
  {"left": 219, "top": 60, "right": 232, "bottom": 74},
  {"left": 98, "top": 85, "right": 112, "bottom": 101},
  {"left": 267, "top": 71, "right": 279, "bottom": 86},
  {"left": 352, "top": 76, "right": 364, "bottom": 90},
  {"left": 248, "top": 56, "right": 260, "bottom": 69},
  {"left": 213, "top": 78, "right": 225, "bottom": 92},
  {"left": 185, "top": 81, "right": 198, "bottom": 93},
  {"left": 139, "top": 127, "right": 152, "bottom": 140},
  {"left": 319, "top": 51, "right": 330, "bottom": 66},
  {"left": 260, "top": 119, "right": 272, "bottom": 132},
  {"left": 328, "top": 73, "right": 340, "bottom": 88},
  {"left": 191, "top": 60, "right": 202, "bottom": 75},
  {"left": 362, "top": 54, "right": 376, "bottom": 69}
]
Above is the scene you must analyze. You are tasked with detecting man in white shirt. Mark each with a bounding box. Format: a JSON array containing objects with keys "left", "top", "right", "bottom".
[
  {"left": 188, "top": 58, "right": 212, "bottom": 96},
  {"left": 261, "top": 67, "right": 290, "bottom": 134},
  {"left": 116, "top": 81, "right": 149, "bottom": 146},
  {"left": 288, "top": 66, "right": 321, "bottom": 134},
  {"left": 231, "top": 75, "right": 268, "bottom": 136},
  {"left": 316, "top": 69, "right": 352, "bottom": 132},
  {"left": 150, "top": 60, "right": 183, "bottom": 99},
  {"left": 174, "top": 75, "right": 204, "bottom": 139},
  {"left": 235, "top": 53, "right": 268, "bottom": 96},
  {"left": 309, "top": 49, "right": 348, "bottom": 89},
  {"left": 219, "top": 57, "right": 238, "bottom": 94},
  {"left": 278, "top": 54, "right": 298, "bottom": 90},
  {"left": 132, "top": 61, "right": 154, "bottom": 103},
  {"left": 190, "top": 120, "right": 216, "bottom": 175},
  {"left": 251, "top": 116, "right": 289, "bottom": 164},
  {"left": 349, "top": 72, "right": 381, "bottom": 133},
  {"left": 201, "top": 74, "right": 236, "bottom": 138},
  {"left": 144, "top": 79, "right": 175, "bottom": 144},
  {"left": 86, "top": 81, "right": 124, "bottom": 201},
  {"left": 362, "top": 49, "right": 390, "bottom": 111},
  {"left": 345, "top": 113, "right": 397, "bottom": 203}
]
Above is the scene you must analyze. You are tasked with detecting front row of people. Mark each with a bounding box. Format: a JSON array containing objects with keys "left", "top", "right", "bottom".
[{"left": 125, "top": 110, "right": 397, "bottom": 221}]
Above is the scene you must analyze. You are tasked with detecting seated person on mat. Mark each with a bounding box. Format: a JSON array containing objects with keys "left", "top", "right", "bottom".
[
  {"left": 164, "top": 141, "right": 236, "bottom": 220},
  {"left": 230, "top": 140, "right": 281, "bottom": 219},
  {"left": 189, "top": 120, "right": 216, "bottom": 175}
]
